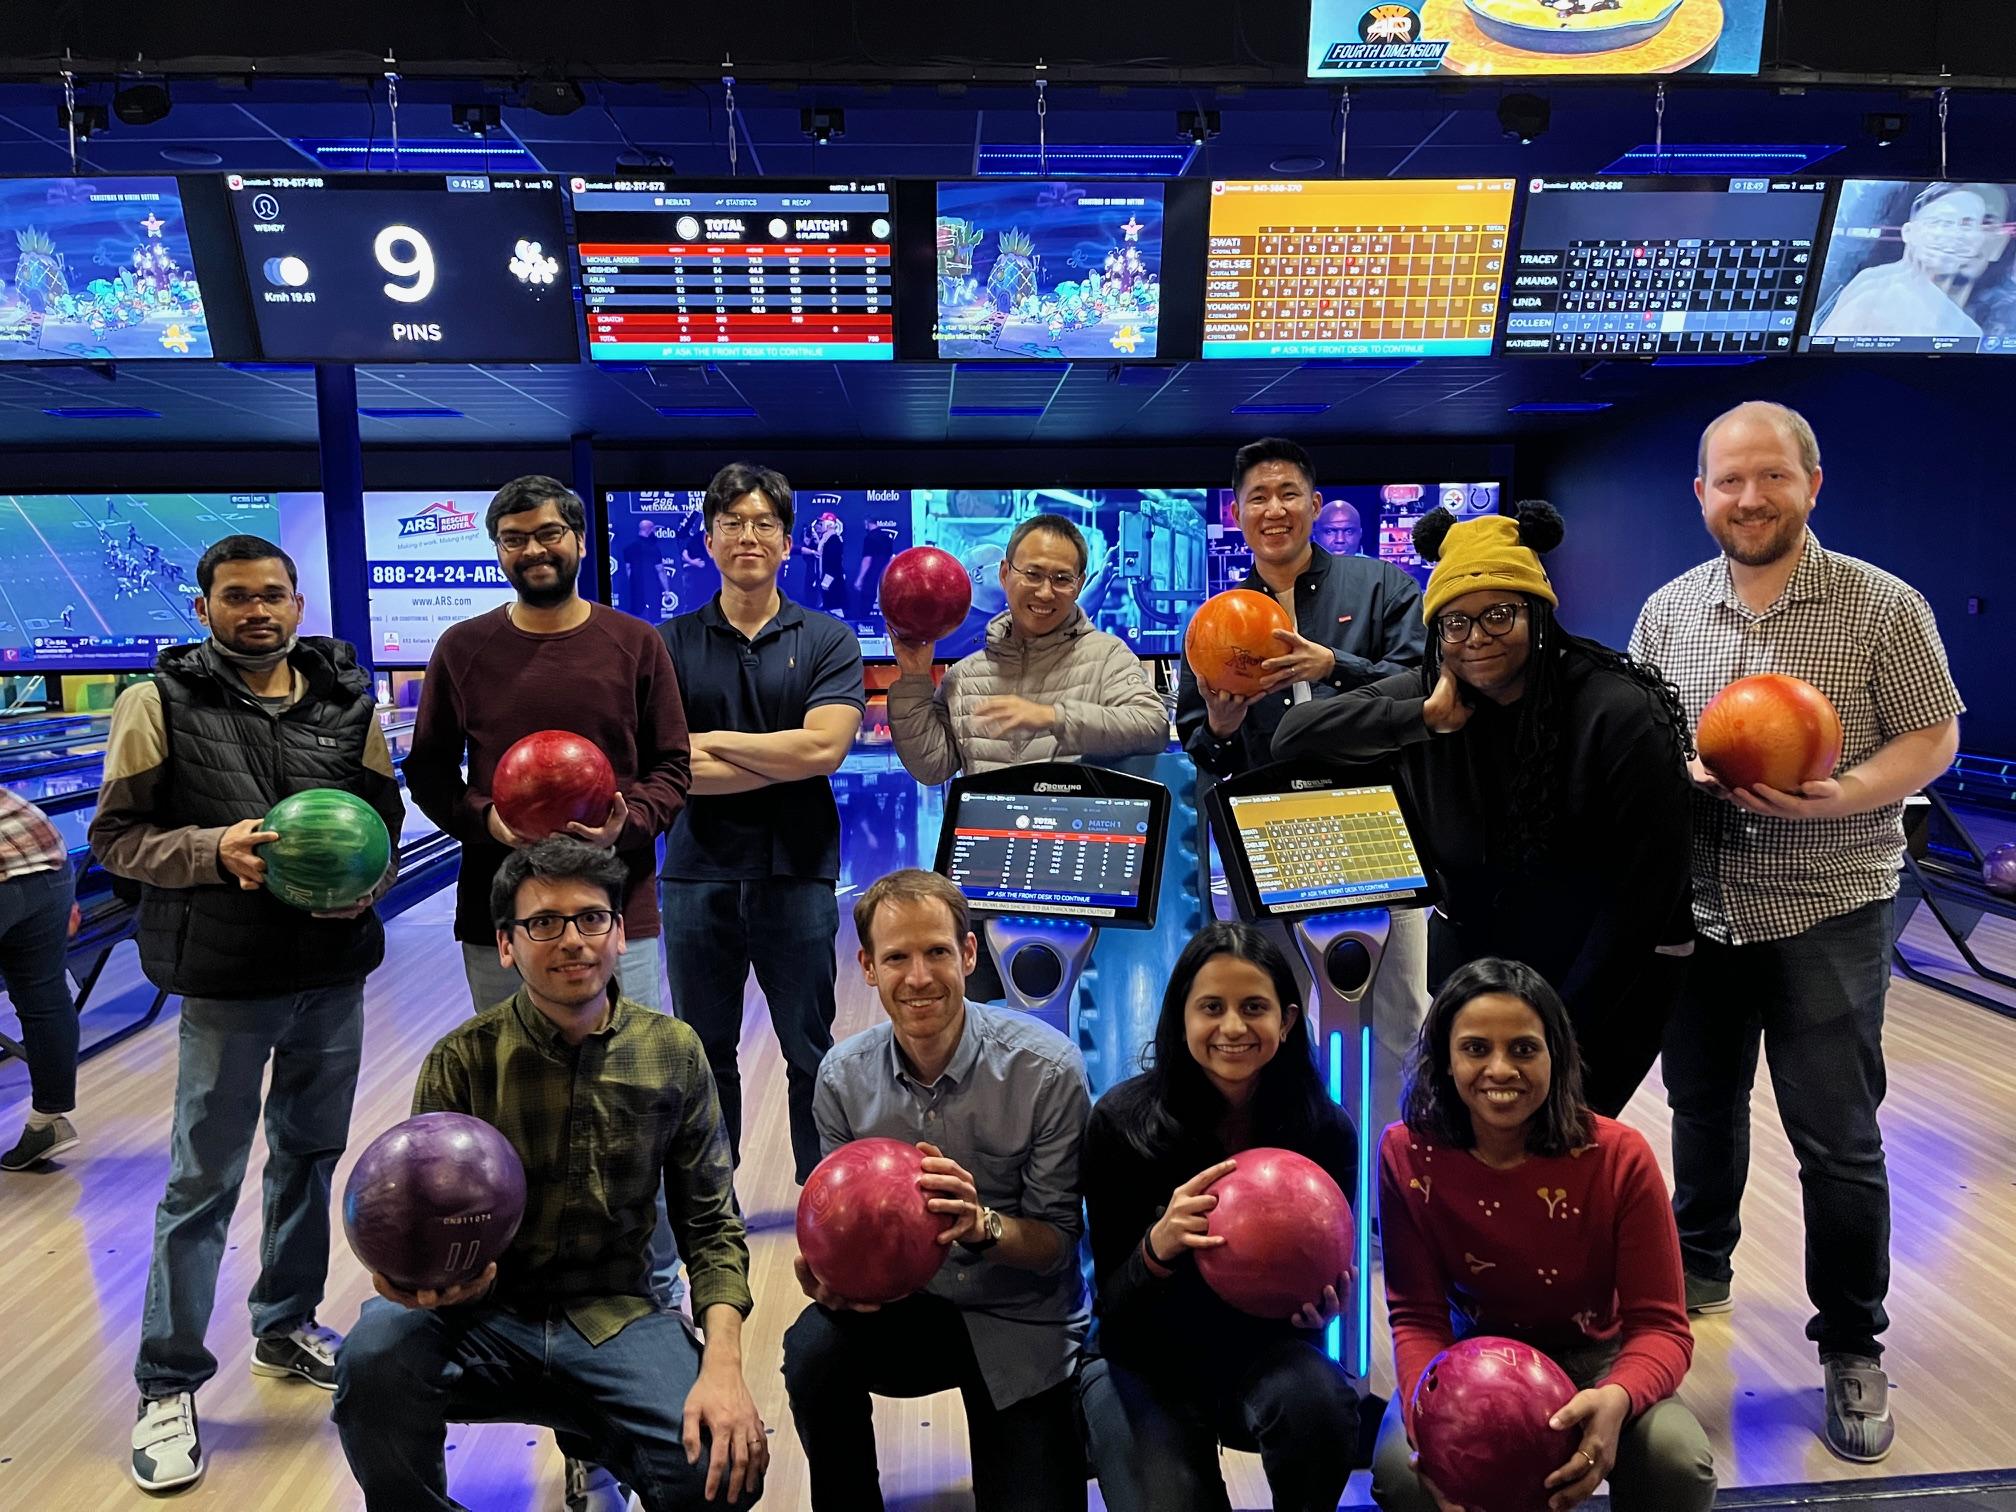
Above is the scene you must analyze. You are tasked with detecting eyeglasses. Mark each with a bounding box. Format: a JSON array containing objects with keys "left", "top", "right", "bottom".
[
  {"left": 497, "top": 523, "right": 573, "bottom": 554},
  {"left": 713, "top": 514, "right": 783, "bottom": 540},
  {"left": 1005, "top": 562, "right": 1085, "bottom": 593},
  {"left": 509, "top": 908, "right": 617, "bottom": 942},
  {"left": 1435, "top": 602, "right": 1525, "bottom": 645},
  {"left": 216, "top": 589, "right": 295, "bottom": 609}
]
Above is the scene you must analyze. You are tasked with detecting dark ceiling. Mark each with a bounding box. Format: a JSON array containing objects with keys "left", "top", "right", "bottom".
[{"left": 3, "top": 29, "right": 2016, "bottom": 451}]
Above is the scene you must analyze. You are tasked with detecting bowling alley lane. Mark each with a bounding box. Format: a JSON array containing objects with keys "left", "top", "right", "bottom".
[{"left": 4, "top": 734, "right": 2016, "bottom": 1509}]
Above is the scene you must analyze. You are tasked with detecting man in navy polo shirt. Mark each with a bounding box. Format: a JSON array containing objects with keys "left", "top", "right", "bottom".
[{"left": 659, "top": 461, "right": 866, "bottom": 1186}]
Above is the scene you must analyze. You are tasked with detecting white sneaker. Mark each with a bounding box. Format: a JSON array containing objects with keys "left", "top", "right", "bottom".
[
  {"left": 131, "top": 1392, "right": 204, "bottom": 1492},
  {"left": 564, "top": 1457, "right": 640, "bottom": 1511}
]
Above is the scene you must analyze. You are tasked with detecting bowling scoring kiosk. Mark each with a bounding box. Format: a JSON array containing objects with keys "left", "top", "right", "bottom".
[
  {"left": 1203, "top": 759, "right": 1438, "bottom": 1383},
  {"left": 932, "top": 761, "right": 1172, "bottom": 1036}
]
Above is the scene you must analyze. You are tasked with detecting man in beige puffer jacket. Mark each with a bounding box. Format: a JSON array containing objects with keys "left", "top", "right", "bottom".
[{"left": 887, "top": 515, "right": 1169, "bottom": 782}]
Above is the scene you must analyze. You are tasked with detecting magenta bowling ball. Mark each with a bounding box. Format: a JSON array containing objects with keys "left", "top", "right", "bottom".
[
  {"left": 1984, "top": 842, "right": 2016, "bottom": 897},
  {"left": 343, "top": 1112, "right": 527, "bottom": 1293},
  {"left": 878, "top": 547, "right": 973, "bottom": 644},
  {"left": 1410, "top": 1336, "right": 1580, "bottom": 1512},
  {"left": 796, "top": 1137, "right": 944, "bottom": 1305},
  {"left": 1194, "top": 1146, "right": 1354, "bottom": 1319}
]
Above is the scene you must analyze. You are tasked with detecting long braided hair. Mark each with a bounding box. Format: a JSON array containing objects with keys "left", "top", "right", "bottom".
[{"left": 1415, "top": 501, "right": 1694, "bottom": 873}]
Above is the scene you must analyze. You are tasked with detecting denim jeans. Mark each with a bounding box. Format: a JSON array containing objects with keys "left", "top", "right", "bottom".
[
  {"left": 1370, "top": 1339, "right": 1715, "bottom": 1512},
  {"left": 1662, "top": 899, "right": 1892, "bottom": 1358},
  {"left": 781, "top": 1291, "right": 1085, "bottom": 1512},
  {"left": 660, "top": 877, "right": 839, "bottom": 1185},
  {"left": 133, "top": 982, "right": 364, "bottom": 1398},
  {"left": 0, "top": 862, "right": 77, "bottom": 1114},
  {"left": 459, "top": 939, "right": 664, "bottom": 1014},
  {"left": 1078, "top": 1343, "right": 1357, "bottom": 1512},
  {"left": 456, "top": 943, "right": 684, "bottom": 1315},
  {"left": 334, "top": 1299, "right": 760, "bottom": 1512}
]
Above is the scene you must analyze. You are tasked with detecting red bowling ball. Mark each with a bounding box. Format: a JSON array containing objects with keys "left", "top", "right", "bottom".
[
  {"left": 342, "top": 1112, "right": 528, "bottom": 1293},
  {"left": 491, "top": 729, "right": 617, "bottom": 841},
  {"left": 796, "top": 1137, "right": 944, "bottom": 1305},
  {"left": 1193, "top": 1146, "right": 1354, "bottom": 1319},
  {"left": 1984, "top": 842, "right": 2016, "bottom": 897},
  {"left": 1410, "top": 1336, "right": 1580, "bottom": 1512},
  {"left": 1695, "top": 673, "right": 1843, "bottom": 794},
  {"left": 878, "top": 546, "right": 973, "bottom": 644}
]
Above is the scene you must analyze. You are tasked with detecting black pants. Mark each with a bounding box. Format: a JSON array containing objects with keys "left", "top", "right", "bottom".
[
  {"left": 781, "top": 1292, "right": 1086, "bottom": 1512},
  {"left": 1662, "top": 900, "right": 1892, "bottom": 1359},
  {"left": 660, "top": 877, "right": 838, "bottom": 1185},
  {"left": 1427, "top": 914, "right": 1686, "bottom": 1119},
  {"left": 1077, "top": 1345, "right": 1356, "bottom": 1512}
]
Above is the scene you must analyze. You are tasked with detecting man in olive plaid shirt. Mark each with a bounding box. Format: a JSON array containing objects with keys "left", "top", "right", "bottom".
[
  {"left": 333, "top": 838, "right": 767, "bottom": 1509},
  {"left": 1632, "top": 401, "right": 1964, "bottom": 1466}
]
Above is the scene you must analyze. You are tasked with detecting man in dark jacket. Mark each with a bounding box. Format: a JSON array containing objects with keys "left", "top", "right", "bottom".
[{"left": 90, "top": 535, "right": 404, "bottom": 1495}]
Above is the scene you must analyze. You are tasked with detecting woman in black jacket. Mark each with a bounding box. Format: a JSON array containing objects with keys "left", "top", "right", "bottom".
[
  {"left": 1272, "top": 501, "right": 1694, "bottom": 1117},
  {"left": 1077, "top": 921, "right": 1359, "bottom": 1512}
]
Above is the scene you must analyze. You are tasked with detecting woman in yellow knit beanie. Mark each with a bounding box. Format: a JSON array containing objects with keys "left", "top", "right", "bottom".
[{"left": 1273, "top": 499, "right": 1696, "bottom": 1119}]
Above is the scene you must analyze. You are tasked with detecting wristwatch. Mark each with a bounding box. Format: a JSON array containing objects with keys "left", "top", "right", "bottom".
[{"left": 960, "top": 1205, "right": 1005, "bottom": 1254}]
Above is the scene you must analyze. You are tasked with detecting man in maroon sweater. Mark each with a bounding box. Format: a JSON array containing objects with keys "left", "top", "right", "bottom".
[
  {"left": 403, "top": 474, "right": 692, "bottom": 1512},
  {"left": 405, "top": 474, "right": 691, "bottom": 1016}
]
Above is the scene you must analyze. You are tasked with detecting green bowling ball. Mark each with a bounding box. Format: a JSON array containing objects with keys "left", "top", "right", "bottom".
[{"left": 261, "top": 788, "right": 391, "bottom": 913}]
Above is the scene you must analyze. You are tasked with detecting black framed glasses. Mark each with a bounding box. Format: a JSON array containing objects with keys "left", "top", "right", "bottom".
[
  {"left": 509, "top": 908, "right": 617, "bottom": 942},
  {"left": 1435, "top": 601, "right": 1525, "bottom": 645},
  {"left": 497, "top": 523, "right": 573, "bottom": 554}
]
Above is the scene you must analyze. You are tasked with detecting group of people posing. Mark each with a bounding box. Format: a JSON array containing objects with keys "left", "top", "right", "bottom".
[{"left": 0, "top": 398, "right": 1963, "bottom": 1510}]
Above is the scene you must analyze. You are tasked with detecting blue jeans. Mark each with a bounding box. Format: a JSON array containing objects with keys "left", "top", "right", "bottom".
[
  {"left": 660, "top": 877, "right": 838, "bottom": 1185},
  {"left": 1079, "top": 1345, "right": 1357, "bottom": 1512},
  {"left": 334, "top": 1299, "right": 760, "bottom": 1511},
  {"left": 1663, "top": 899, "right": 1892, "bottom": 1358},
  {"left": 133, "top": 983, "right": 364, "bottom": 1397},
  {"left": 0, "top": 862, "right": 77, "bottom": 1114}
]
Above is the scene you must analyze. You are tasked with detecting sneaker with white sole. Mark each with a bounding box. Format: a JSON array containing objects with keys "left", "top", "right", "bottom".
[
  {"left": 1823, "top": 1353, "right": 1895, "bottom": 1461},
  {"left": 1, "top": 1116, "right": 79, "bottom": 1171},
  {"left": 565, "top": 1457, "right": 640, "bottom": 1512},
  {"left": 131, "top": 1392, "right": 203, "bottom": 1492},
  {"left": 251, "top": 1322, "right": 341, "bottom": 1389},
  {"left": 1684, "top": 1272, "right": 1733, "bottom": 1315}
]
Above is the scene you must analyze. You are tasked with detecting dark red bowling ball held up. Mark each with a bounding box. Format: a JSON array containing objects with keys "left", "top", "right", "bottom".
[
  {"left": 1409, "top": 1336, "right": 1580, "bottom": 1512},
  {"left": 1185, "top": 589, "right": 1295, "bottom": 698},
  {"left": 1695, "top": 673, "right": 1843, "bottom": 794},
  {"left": 796, "top": 1137, "right": 945, "bottom": 1305},
  {"left": 879, "top": 546, "right": 973, "bottom": 644},
  {"left": 343, "top": 1112, "right": 527, "bottom": 1294},
  {"left": 1193, "top": 1146, "right": 1354, "bottom": 1319},
  {"left": 491, "top": 729, "right": 618, "bottom": 841}
]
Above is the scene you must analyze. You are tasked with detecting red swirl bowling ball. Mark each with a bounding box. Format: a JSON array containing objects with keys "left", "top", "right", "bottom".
[
  {"left": 1185, "top": 589, "right": 1293, "bottom": 698},
  {"left": 796, "top": 1137, "right": 944, "bottom": 1305},
  {"left": 878, "top": 546, "right": 973, "bottom": 644},
  {"left": 491, "top": 729, "right": 617, "bottom": 841},
  {"left": 1695, "top": 674, "right": 1844, "bottom": 794},
  {"left": 1410, "top": 1336, "right": 1580, "bottom": 1512},
  {"left": 1194, "top": 1146, "right": 1354, "bottom": 1319},
  {"left": 343, "top": 1112, "right": 527, "bottom": 1293}
]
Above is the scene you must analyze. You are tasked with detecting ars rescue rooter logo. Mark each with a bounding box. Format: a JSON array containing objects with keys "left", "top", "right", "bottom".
[{"left": 397, "top": 500, "right": 479, "bottom": 537}]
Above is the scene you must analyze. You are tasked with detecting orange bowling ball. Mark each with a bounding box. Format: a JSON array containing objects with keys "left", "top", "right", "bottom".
[
  {"left": 1185, "top": 590, "right": 1293, "bottom": 697},
  {"left": 1696, "top": 674, "right": 1844, "bottom": 793}
]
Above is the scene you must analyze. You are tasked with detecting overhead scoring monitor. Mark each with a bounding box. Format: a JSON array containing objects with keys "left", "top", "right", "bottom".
[
  {"left": 225, "top": 173, "right": 576, "bottom": 363},
  {"left": 1804, "top": 179, "right": 2016, "bottom": 355},
  {"left": 1501, "top": 176, "right": 1829, "bottom": 358},
  {"left": 1203, "top": 178, "right": 1514, "bottom": 359},
  {"left": 573, "top": 177, "right": 895, "bottom": 361}
]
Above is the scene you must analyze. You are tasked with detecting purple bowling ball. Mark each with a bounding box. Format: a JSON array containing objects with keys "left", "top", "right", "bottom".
[
  {"left": 342, "top": 1112, "right": 527, "bottom": 1293},
  {"left": 1985, "top": 843, "right": 2016, "bottom": 898}
]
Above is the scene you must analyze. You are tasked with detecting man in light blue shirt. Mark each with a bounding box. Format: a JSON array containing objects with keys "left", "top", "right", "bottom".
[{"left": 782, "top": 867, "right": 1091, "bottom": 1512}]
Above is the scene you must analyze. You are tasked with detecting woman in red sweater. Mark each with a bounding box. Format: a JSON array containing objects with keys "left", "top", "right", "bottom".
[{"left": 1372, "top": 957, "right": 1715, "bottom": 1512}]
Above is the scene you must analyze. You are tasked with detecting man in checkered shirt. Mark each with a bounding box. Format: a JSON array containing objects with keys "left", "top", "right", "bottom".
[{"left": 1631, "top": 400, "right": 1964, "bottom": 1465}]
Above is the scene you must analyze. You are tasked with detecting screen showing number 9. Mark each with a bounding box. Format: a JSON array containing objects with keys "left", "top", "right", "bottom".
[{"left": 375, "top": 225, "right": 436, "bottom": 304}]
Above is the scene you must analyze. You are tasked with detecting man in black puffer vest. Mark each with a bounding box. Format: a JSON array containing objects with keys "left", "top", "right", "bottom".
[{"left": 89, "top": 535, "right": 404, "bottom": 1495}]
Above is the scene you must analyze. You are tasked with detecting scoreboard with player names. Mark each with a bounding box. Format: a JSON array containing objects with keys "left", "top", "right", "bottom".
[
  {"left": 1202, "top": 178, "right": 1516, "bottom": 359},
  {"left": 572, "top": 178, "right": 896, "bottom": 361}
]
